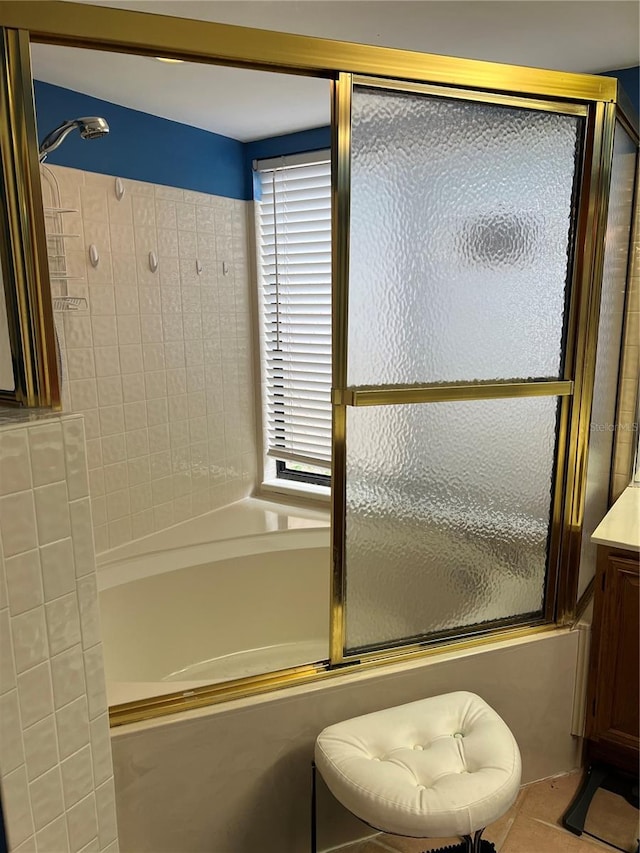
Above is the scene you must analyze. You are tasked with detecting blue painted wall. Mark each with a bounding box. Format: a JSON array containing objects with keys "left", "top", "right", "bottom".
[
  {"left": 603, "top": 66, "right": 639, "bottom": 117},
  {"left": 34, "top": 80, "right": 247, "bottom": 199},
  {"left": 245, "top": 126, "right": 330, "bottom": 163},
  {"left": 244, "top": 126, "right": 331, "bottom": 199}
]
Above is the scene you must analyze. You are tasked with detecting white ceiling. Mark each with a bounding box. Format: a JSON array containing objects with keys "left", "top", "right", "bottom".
[
  {"left": 31, "top": 45, "right": 331, "bottom": 142},
  {"left": 31, "top": 1, "right": 639, "bottom": 142}
]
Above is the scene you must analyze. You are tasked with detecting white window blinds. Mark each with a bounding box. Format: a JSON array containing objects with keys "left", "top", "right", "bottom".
[{"left": 256, "top": 152, "right": 332, "bottom": 469}]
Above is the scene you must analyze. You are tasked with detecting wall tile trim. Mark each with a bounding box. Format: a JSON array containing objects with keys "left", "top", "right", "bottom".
[{"left": 0, "top": 415, "right": 119, "bottom": 853}]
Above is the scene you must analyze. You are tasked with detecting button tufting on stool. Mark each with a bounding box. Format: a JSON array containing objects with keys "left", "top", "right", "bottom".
[{"left": 314, "top": 691, "right": 521, "bottom": 841}]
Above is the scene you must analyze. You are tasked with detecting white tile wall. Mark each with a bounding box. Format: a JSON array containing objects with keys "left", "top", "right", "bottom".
[
  {"left": 0, "top": 415, "right": 119, "bottom": 853},
  {"left": 43, "top": 166, "right": 257, "bottom": 553}
]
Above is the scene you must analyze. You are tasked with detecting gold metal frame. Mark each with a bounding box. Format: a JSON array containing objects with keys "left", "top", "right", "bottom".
[
  {"left": 330, "top": 74, "right": 352, "bottom": 663},
  {"left": 337, "top": 381, "right": 574, "bottom": 407},
  {"left": 0, "top": 28, "right": 58, "bottom": 406},
  {"left": 353, "top": 75, "right": 590, "bottom": 117},
  {"left": 0, "top": 1, "right": 617, "bottom": 101},
  {"left": 0, "top": 0, "right": 632, "bottom": 723},
  {"left": 330, "top": 73, "right": 602, "bottom": 662}
]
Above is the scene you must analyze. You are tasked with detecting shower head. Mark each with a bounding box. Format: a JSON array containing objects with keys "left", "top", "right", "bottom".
[
  {"left": 38, "top": 116, "right": 109, "bottom": 163},
  {"left": 79, "top": 117, "right": 109, "bottom": 139}
]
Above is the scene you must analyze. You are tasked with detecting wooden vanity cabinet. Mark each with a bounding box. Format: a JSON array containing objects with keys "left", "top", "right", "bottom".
[{"left": 584, "top": 544, "right": 640, "bottom": 774}]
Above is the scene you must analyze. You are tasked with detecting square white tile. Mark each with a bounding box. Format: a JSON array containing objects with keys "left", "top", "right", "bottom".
[
  {"left": 23, "top": 713, "right": 59, "bottom": 781},
  {"left": 40, "top": 538, "right": 75, "bottom": 602},
  {"left": 0, "top": 688, "right": 25, "bottom": 773},
  {"left": 0, "top": 609, "right": 18, "bottom": 694},
  {"left": 108, "top": 518, "right": 131, "bottom": 549},
  {"left": 103, "top": 462, "right": 128, "bottom": 495},
  {"left": 5, "top": 550, "right": 43, "bottom": 615},
  {"left": 97, "top": 376, "right": 123, "bottom": 408},
  {"left": 0, "top": 491, "right": 38, "bottom": 558},
  {"left": 27, "top": 422, "right": 66, "bottom": 489},
  {"left": 61, "top": 743, "right": 94, "bottom": 809},
  {"left": 56, "top": 695, "right": 90, "bottom": 761},
  {"left": 121, "top": 373, "right": 145, "bottom": 404},
  {"left": 76, "top": 576, "right": 101, "bottom": 651},
  {"left": 0, "top": 429, "right": 31, "bottom": 496},
  {"left": 62, "top": 418, "right": 90, "bottom": 501},
  {"left": 69, "top": 499, "right": 96, "bottom": 578},
  {"left": 17, "top": 661, "right": 54, "bottom": 728},
  {"left": 89, "top": 713, "right": 112, "bottom": 785},
  {"left": 34, "top": 482, "right": 71, "bottom": 546},
  {"left": 98, "top": 406, "right": 125, "bottom": 437},
  {"left": 11, "top": 606, "right": 49, "bottom": 673},
  {"left": 100, "top": 434, "right": 126, "bottom": 467},
  {"left": 70, "top": 379, "right": 98, "bottom": 413},
  {"left": 106, "top": 489, "right": 130, "bottom": 522},
  {"left": 29, "top": 765, "right": 64, "bottom": 832},
  {"left": 66, "top": 792, "right": 98, "bottom": 853},
  {"left": 50, "top": 645, "right": 86, "bottom": 710},
  {"left": 3, "top": 765, "right": 35, "bottom": 847},
  {"left": 95, "top": 778, "right": 118, "bottom": 848},
  {"left": 84, "top": 648, "right": 108, "bottom": 722},
  {"left": 35, "top": 813, "right": 69, "bottom": 852},
  {"left": 46, "top": 592, "right": 82, "bottom": 656}
]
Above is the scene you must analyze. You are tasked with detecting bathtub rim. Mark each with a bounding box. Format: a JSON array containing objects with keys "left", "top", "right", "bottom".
[
  {"left": 97, "top": 526, "right": 329, "bottom": 591},
  {"left": 108, "top": 618, "right": 561, "bottom": 728},
  {"left": 96, "top": 496, "right": 330, "bottom": 567}
]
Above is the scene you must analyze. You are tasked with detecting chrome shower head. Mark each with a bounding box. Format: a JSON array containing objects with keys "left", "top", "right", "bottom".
[
  {"left": 78, "top": 116, "right": 109, "bottom": 140},
  {"left": 38, "top": 116, "right": 109, "bottom": 162}
]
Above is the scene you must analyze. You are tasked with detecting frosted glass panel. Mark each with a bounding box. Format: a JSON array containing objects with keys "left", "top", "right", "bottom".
[
  {"left": 578, "top": 123, "right": 636, "bottom": 599},
  {"left": 344, "top": 396, "right": 559, "bottom": 652},
  {"left": 0, "top": 259, "right": 15, "bottom": 391},
  {"left": 348, "top": 86, "right": 582, "bottom": 386},
  {"left": 0, "top": 148, "right": 15, "bottom": 391}
]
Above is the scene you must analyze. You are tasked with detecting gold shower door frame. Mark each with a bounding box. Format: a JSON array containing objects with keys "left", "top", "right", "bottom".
[
  {"left": 0, "top": 28, "right": 58, "bottom": 406},
  {"left": 0, "top": 1, "right": 636, "bottom": 724},
  {"left": 332, "top": 74, "right": 587, "bottom": 665}
]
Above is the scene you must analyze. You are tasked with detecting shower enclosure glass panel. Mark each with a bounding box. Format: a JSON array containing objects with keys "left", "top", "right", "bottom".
[
  {"left": 344, "top": 396, "right": 559, "bottom": 652},
  {"left": 347, "top": 85, "right": 582, "bottom": 387},
  {"left": 577, "top": 121, "right": 637, "bottom": 599},
  {"left": 0, "top": 262, "right": 15, "bottom": 391},
  {"left": 0, "top": 145, "right": 16, "bottom": 392},
  {"left": 342, "top": 80, "right": 584, "bottom": 655}
]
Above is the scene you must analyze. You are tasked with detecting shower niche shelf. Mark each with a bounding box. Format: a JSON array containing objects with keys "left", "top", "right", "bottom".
[
  {"left": 49, "top": 275, "right": 84, "bottom": 281},
  {"left": 52, "top": 296, "right": 88, "bottom": 311},
  {"left": 41, "top": 165, "right": 87, "bottom": 313}
]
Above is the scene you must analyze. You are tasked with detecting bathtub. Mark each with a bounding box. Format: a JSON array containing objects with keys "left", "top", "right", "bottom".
[
  {"left": 96, "top": 498, "right": 331, "bottom": 706},
  {"left": 104, "top": 509, "right": 587, "bottom": 853}
]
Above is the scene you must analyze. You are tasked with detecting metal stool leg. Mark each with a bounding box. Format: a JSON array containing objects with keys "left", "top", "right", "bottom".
[
  {"left": 311, "top": 760, "right": 317, "bottom": 853},
  {"left": 462, "top": 828, "right": 485, "bottom": 852}
]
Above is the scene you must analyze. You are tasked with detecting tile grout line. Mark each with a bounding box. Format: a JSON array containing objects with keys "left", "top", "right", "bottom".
[
  {"left": 495, "top": 785, "right": 531, "bottom": 851},
  {"left": 530, "top": 817, "right": 622, "bottom": 851}
]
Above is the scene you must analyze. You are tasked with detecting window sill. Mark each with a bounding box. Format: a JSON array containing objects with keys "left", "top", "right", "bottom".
[{"left": 259, "top": 478, "right": 331, "bottom": 506}]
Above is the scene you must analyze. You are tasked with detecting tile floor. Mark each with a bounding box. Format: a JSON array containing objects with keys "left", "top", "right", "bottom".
[{"left": 333, "top": 771, "right": 640, "bottom": 853}]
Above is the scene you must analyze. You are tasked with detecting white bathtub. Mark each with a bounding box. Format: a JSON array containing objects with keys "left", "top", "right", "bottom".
[{"left": 96, "top": 498, "right": 331, "bottom": 706}]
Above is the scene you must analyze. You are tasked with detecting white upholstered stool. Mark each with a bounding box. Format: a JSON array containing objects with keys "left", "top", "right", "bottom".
[{"left": 313, "top": 691, "right": 521, "bottom": 853}]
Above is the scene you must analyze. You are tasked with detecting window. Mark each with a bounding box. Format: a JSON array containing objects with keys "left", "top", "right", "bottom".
[{"left": 255, "top": 151, "right": 332, "bottom": 490}]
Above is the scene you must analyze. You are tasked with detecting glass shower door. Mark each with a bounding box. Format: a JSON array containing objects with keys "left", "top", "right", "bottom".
[{"left": 333, "top": 76, "right": 587, "bottom": 658}]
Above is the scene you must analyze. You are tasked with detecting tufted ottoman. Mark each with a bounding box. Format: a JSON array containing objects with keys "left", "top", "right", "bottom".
[{"left": 313, "top": 691, "right": 521, "bottom": 853}]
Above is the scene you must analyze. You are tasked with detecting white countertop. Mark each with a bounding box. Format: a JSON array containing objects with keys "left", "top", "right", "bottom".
[{"left": 591, "top": 486, "right": 640, "bottom": 552}]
